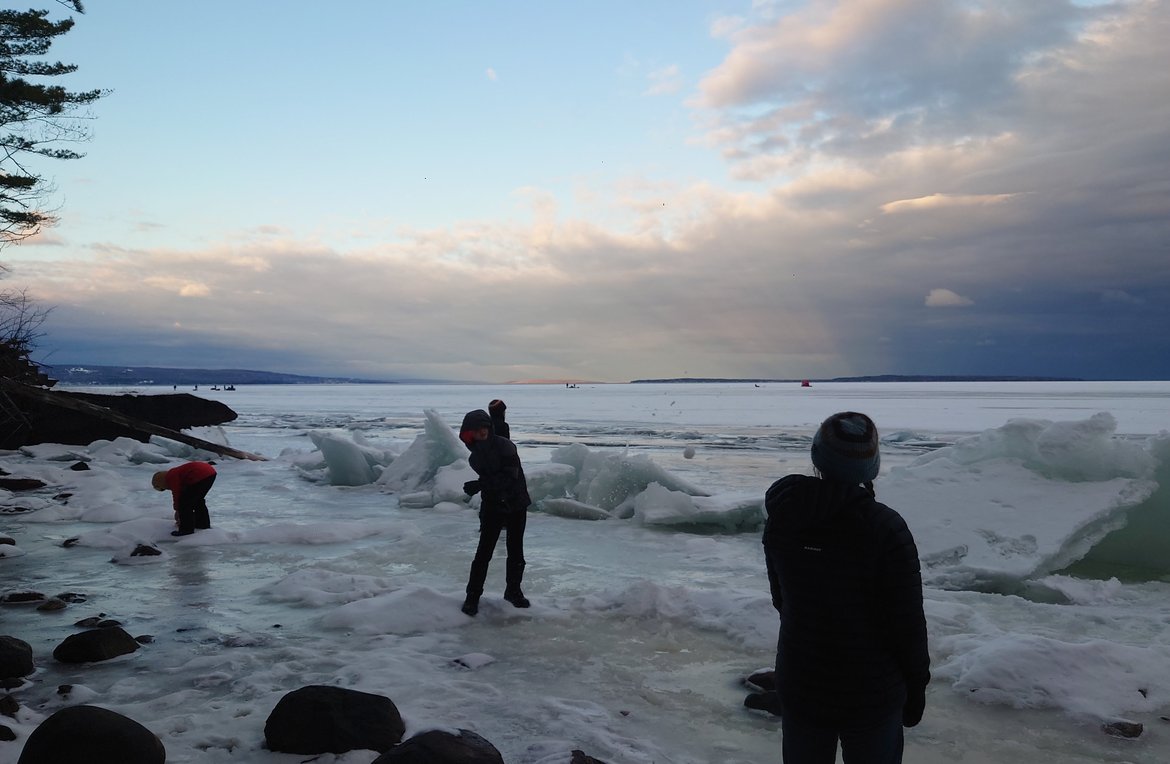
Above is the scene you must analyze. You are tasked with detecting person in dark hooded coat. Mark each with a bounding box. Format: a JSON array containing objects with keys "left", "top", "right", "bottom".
[
  {"left": 459, "top": 408, "right": 532, "bottom": 616},
  {"left": 488, "top": 398, "right": 510, "bottom": 440},
  {"left": 763, "top": 411, "right": 929, "bottom": 764}
]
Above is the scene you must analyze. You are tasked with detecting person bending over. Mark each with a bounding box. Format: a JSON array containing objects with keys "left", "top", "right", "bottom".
[
  {"left": 459, "top": 408, "right": 531, "bottom": 616},
  {"left": 152, "top": 461, "right": 217, "bottom": 537},
  {"left": 763, "top": 412, "right": 929, "bottom": 763}
]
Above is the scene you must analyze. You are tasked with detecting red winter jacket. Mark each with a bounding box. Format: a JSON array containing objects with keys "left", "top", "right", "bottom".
[{"left": 163, "top": 462, "right": 216, "bottom": 510}]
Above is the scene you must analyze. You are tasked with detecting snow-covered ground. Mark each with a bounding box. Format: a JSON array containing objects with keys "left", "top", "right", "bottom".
[{"left": 2, "top": 381, "right": 1168, "bottom": 763}]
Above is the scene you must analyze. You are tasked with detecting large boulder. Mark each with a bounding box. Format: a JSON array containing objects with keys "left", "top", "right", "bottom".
[
  {"left": 17, "top": 705, "right": 165, "bottom": 763},
  {"left": 0, "top": 636, "right": 34, "bottom": 680},
  {"left": 265, "top": 685, "right": 405, "bottom": 754},
  {"left": 373, "top": 728, "right": 504, "bottom": 764},
  {"left": 1, "top": 390, "right": 237, "bottom": 449},
  {"left": 53, "top": 627, "right": 140, "bottom": 663}
]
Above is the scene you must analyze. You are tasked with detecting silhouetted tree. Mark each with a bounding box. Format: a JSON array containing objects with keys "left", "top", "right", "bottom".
[
  {"left": 1, "top": 2, "right": 105, "bottom": 246},
  {"left": 0, "top": 286, "right": 48, "bottom": 354}
]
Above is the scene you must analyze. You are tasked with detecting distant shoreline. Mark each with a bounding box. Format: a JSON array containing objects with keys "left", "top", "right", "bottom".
[
  {"left": 41, "top": 365, "right": 1109, "bottom": 387},
  {"left": 44, "top": 364, "right": 393, "bottom": 386},
  {"left": 629, "top": 375, "right": 1086, "bottom": 383}
]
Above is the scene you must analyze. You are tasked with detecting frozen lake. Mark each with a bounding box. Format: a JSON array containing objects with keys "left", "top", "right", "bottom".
[{"left": 2, "top": 381, "right": 1169, "bottom": 763}]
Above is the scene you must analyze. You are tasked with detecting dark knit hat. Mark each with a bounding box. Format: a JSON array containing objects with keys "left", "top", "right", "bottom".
[
  {"left": 489, "top": 399, "right": 506, "bottom": 413},
  {"left": 811, "top": 412, "right": 880, "bottom": 484}
]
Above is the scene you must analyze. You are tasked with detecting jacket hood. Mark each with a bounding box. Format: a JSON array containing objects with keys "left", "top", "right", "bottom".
[
  {"left": 460, "top": 409, "right": 492, "bottom": 449},
  {"left": 764, "top": 474, "right": 874, "bottom": 533}
]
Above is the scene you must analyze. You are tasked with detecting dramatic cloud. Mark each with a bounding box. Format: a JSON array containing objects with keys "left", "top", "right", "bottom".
[{"left": 9, "top": 1, "right": 1170, "bottom": 381}]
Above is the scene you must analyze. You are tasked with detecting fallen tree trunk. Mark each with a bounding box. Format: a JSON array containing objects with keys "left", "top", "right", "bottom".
[{"left": 0, "top": 377, "right": 266, "bottom": 461}]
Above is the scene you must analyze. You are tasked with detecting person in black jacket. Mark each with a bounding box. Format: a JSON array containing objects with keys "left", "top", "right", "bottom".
[
  {"left": 763, "top": 411, "right": 929, "bottom": 764},
  {"left": 488, "top": 398, "right": 510, "bottom": 440},
  {"left": 459, "top": 408, "right": 532, "bottom": 616}
]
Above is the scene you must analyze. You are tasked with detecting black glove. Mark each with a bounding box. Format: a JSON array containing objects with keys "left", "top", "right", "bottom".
[
  {"left": 463, "top": 480, "right": 481, "bottom": 496},
  {"left": 903, "top": 684, "right": 926, "bottom": 727}
]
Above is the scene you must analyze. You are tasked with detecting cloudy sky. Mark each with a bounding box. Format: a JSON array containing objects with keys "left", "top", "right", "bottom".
[{"left": 5, "top": 0, "right": 1168, "bottom": 382}]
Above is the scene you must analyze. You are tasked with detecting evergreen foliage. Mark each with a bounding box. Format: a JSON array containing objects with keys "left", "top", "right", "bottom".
[{"left": 0, "top": 4, "right": 105, "bottom": 245}]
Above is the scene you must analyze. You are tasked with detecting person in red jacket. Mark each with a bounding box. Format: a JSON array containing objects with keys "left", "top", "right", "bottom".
[{"left": 152, "top": 461, "right": 217, "bottom": 536}]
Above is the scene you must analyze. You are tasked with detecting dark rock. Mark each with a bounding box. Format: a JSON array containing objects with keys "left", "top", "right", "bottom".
[
  {"left": 53, "top": 627, "right": 140, "bottom": 663},
  {"left": 0, "top": 694, "right": 18, "bottom": 718},
  {"left": 98, "top": 619, "right": 123, "bottom": 628},
  {"left": 135, "top": 635, "right": 155, "bottom": 644},
  {"left": 0, "top": 535, "right": 13, "bottom": 546},
  {"left": 0, "top": 678, "right": 23, "bottom": 691},
  {"left": 63, "top": 537, "right": 80, "bottom": 547},
  {"left": 571, "top": 750, "right": 610, "bottom": 764},
  {"left": 0, "top": 592, "right": 45, "bottom": 605},
  {"left": 69, "top": 461, "right": 91, "bottom": 471},
  {"left": 1102, "top": 720, "right": 1143, "bottom": 738},
  {"left": 129, "top": 544, "right": 162, "bottom": 557},
  {"left": 744, "top": 690, "right": 783, "bottom": 717},
  {"left": 16, "top": 704, "right": 165, "bottom": 763},
  {"left": 745, "top": 669, "right": 775, "bottom": 692},
  {"left": 372, "top": 728, "right": 503, "bottom": 764},
  {"left": 57, "top": 684, "right": 73, "bottom": 695},
  {"left": 55, "top": 592, "right": 87, "bottom": 603},
  {"left": 36, "top": 598, "right": 67, "bottom": 612},
  {"left": 0, "top": 723, "right": 14, "bottom": 742},
  {"left": 75, "top": 615, "right": 106, "bottom": 628},
  {"left": 265, "top": 685, "right": 405, "bottom": 755},
  {"left": 0, "top": 478, "right": 46, "bottom": 491},
  {"left": 0, "top": 636, "right": 34, "bottom": 679},
  {"left": 1, "top": 390, "right": 236, "bottom": 450}
]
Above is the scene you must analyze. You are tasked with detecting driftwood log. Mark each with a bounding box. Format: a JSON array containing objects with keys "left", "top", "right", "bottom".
[{"left": 0, "top": 378, "right": 265, "bottom": 461}]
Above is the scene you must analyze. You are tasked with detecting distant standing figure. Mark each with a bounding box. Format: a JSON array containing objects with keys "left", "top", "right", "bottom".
[
  {"left": 459, "top": 409, "right": 531, "bottom": 616},
  {"left": 488, "top": 398, "right": 510, "bottom": 439},
  {"left": 763, "top": 412, "right": 929, "bottom": 764},
  {"left": 152, "top": 461, "right": 217, "bottom": 537}
]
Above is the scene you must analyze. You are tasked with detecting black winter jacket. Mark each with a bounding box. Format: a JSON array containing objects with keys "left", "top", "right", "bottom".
[
  {"left": 490, "top": 408, "right": 511, "bottom": 440},
  {"left": 460, "top": 410, "right": 530, "bottom": 513},
  {"left": 763, "top": 474, "right": 929, "bottom": 726}
]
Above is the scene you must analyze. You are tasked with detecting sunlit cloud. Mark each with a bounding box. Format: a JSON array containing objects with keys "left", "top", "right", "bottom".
[
  {"left": 12, "top": 230, "right": 65, "bottom": 247},
  {"left": 880, "top": 193, "right": 1017, "bottom": 214},
  {"left": 925, "top": 289, "right": 974, "bottom": 308},
  {"left": 140, "top": 276, "right": 211, "bottom": 297}
]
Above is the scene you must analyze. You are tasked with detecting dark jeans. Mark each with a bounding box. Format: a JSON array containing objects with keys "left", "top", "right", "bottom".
[
  {"left": 782, "top": 710, "right": 904, "bottom": 764},
  {"left": 176, "top": 475, "right": 215, "bottom": 534},
  {"left": 465, "top": 508, "right": 526, "bottom": 596}
]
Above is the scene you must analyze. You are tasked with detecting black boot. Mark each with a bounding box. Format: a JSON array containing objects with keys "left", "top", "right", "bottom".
[
  {"left": 744, "top": 690, "right": 783, "bottom": 717},
  {"left": 503, "top": 588, "right": 530, "bottom": 608},
  {"left": 461, "top": 594, "right": 479, "bottom": 616},
  {"left": 504, "top": 557, "right": 527, "bottom": 607}
]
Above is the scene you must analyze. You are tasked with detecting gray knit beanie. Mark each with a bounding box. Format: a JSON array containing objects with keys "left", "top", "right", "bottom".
[{"left": 811, "top": 412, "right": 880, "bottom": 484}]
